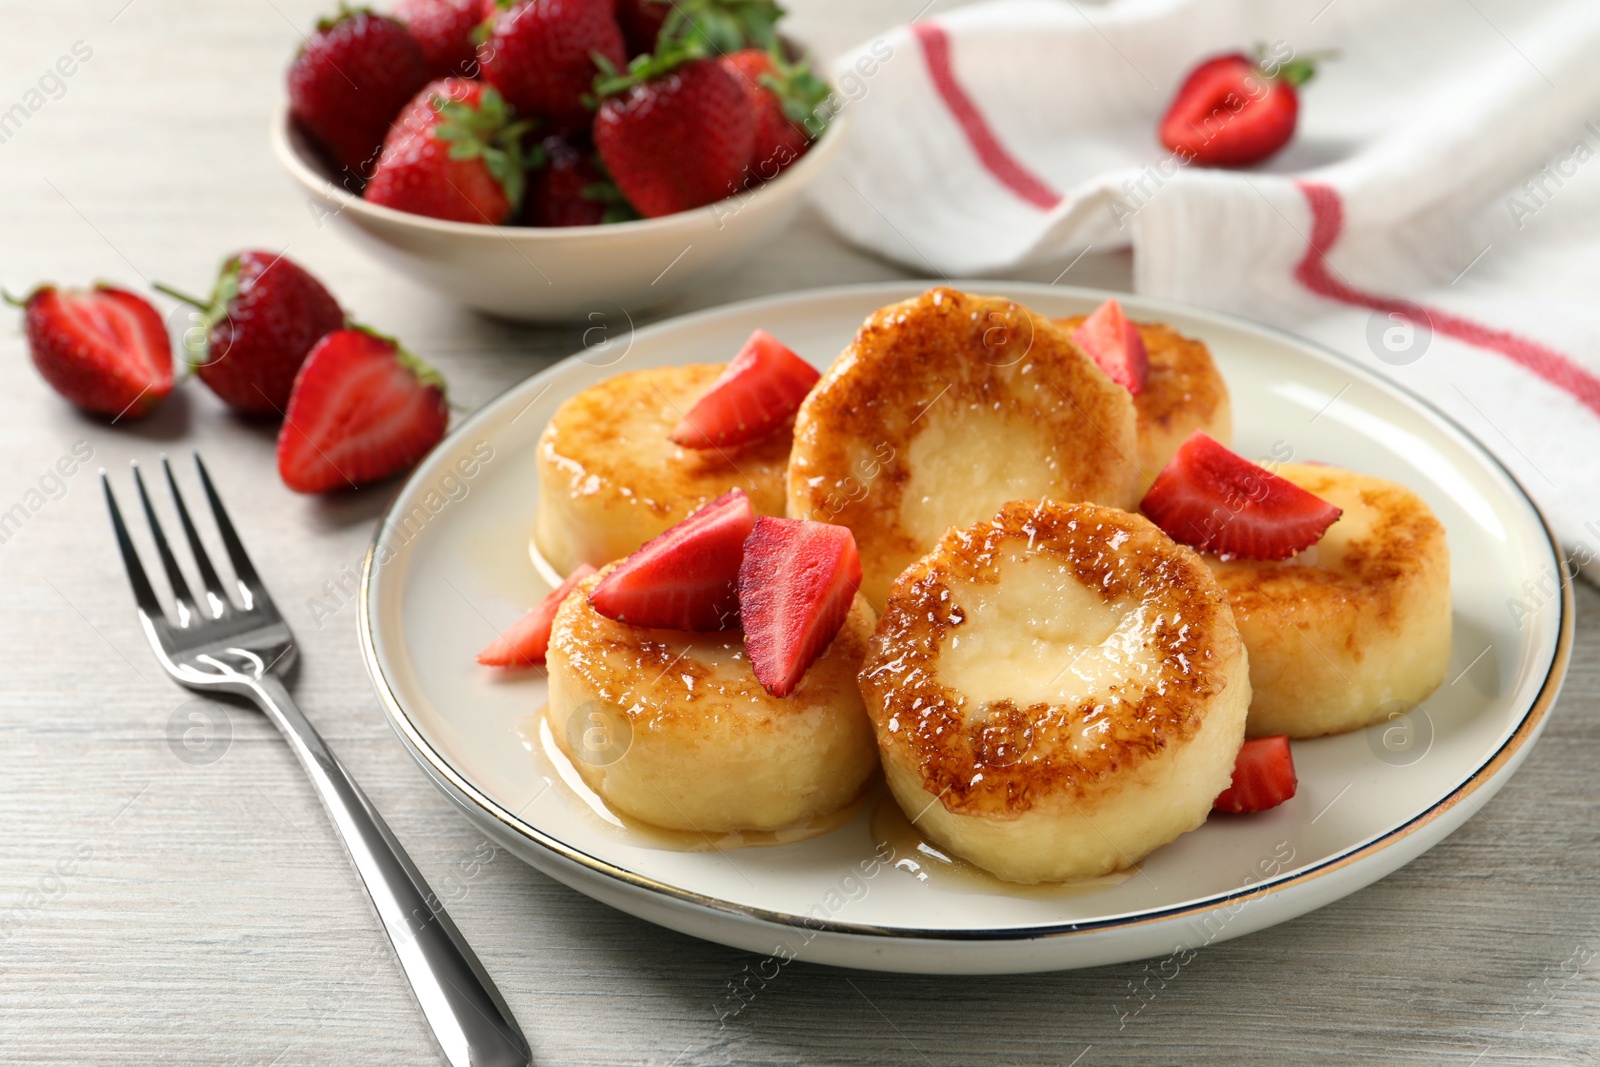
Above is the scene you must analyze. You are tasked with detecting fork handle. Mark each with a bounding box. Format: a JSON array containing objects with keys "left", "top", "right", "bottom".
[{"left": 249, "top": 675, "right": 530, "bottom": 1067}]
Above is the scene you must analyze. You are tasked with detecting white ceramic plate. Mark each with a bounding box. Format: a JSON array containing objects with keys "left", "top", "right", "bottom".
[
  {"left": 358, "top": 282, "right": 1572, "bottom": 974},
  {"left": 271, "top": 101, "right": 848, "bottom": 322}
]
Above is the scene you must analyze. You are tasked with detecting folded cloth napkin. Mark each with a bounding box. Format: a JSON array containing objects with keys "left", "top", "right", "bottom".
[{"left": 813, "top": 0, "right": 1600, "bottom": 581}]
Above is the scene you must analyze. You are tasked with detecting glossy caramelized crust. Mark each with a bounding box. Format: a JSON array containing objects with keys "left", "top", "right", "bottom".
[
  {"left": 859, "top": 500, "right": 1251, "bottom": 883},
  {"left": 534, "top": 364, "right": 791, "bottom": 575},
  {"left": 789, "top": 288, "right": 1139, "bottom": 607},
  {"left": 1055, "top": 315, "right": 1232, "bottom": 487},
  {"left": 1207, "top": 464, "right": 1452, "bottom": 738},
  {"left": 546, "top": 569, "right": 880, "bottom": 832}
]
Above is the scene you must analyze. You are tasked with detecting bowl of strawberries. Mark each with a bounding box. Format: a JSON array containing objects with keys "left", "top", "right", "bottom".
[{"left": 272, "top": 0, "right": 848, "bottom": 322}]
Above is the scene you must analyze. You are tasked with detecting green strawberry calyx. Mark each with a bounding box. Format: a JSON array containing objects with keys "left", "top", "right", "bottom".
[
  {"left": 154, "top": 256, "right": 244, "bottom": 372},
  {"left": 469, "top": 0, "right": 516, "bottom": 46},
  {"left": 754, "top": 47, "right": 830, "bottom": 131},
  {"left": 592, "top": 0, "right": 788, "bottom": 100},
  {"left": 1, "top": 286, "right": 48, "bottom": 309},
  {"left": 1253, "top": 43, "right": 1338, "bottom": 89},
  {"left": 665, "top": 0, "right": 784, "bottom": 57},
  {"left": 314, "top": 2, "right": 376, "bottom": 35},
  {"left": 433, "top": 86, "right": 542, "bottom": 214}
]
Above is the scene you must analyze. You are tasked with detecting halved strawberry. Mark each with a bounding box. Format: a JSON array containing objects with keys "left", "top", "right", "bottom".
[
  {"left": 1071, "top": 298, "right": 1147, "bottom": 395},
  {"left": 1159, "top": 50, "right": 1326, "bottom": 168},
  {"left": 276, "top": 327, "right": 449, "bottom": 493},
  {"left": 738, "top": 517, "right": 861, "bottom": 697},
  {"left": 670, "top": 329, "right": 819, "bottom": 448},
  {"left": 478, "top": 564, "right": 597, "bottom": 667},
  {"left": 1140, "top": 431, "right": 1342, "bottom": 560},
  {"left": 588, "top": 489, "right": 754, "bottom": 630},
  {"left": 1213, "top": 735, "right": 1297, "bottom": 813},
  {"left": 8, "top": 284, "right": 174, "bottom": 419}
]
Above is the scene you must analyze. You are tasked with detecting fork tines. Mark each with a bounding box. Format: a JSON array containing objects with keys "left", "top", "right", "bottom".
[{"left": 102, "top": 454, "right": 275, "bottom": 626}]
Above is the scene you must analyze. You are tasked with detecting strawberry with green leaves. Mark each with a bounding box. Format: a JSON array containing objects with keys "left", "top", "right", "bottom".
[
  {"left": 1159, "top": 47, "right": 1330, "bottom": 168},
  {"left": 593, "top": 52, "right": 755, "bottom": 217},
  {"left": 654, "top": 0, "right": 783, "bottom": 55},
  {"left": 719, "top": 47, "right": 827, "bottom": 178},
  {"left": 617, "top": 0, "right": 785, "bottom": 60},
  {"left": 525, "top": 135, "right": 637, "bottom": 226},
  {"left": 364, "top": 78, "right": 537, "bottom": 224},
  {"left": 156, "top": 251, "right": 344, "bottom": 416},
  {"left": 477, "top": 0, "right": 625, "bottom": 129},
  {"left": 287, "top": 6, "right": 429, "bottom": 177}
]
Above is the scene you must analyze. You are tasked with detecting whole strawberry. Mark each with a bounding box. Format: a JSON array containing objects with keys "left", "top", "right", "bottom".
[
  {"left": 525, "top": 135, "right": 636, "bottom": 225},
  {"left": 478, "top": 0, "right": 625, "bottom": 129},
  {"left": 277, "top": 327, "right": 449, "bottom": 493},
  {"left": 594, "top": 57, "right": 755, "bottom": 217},
  {"left": 365, "top": 78, "right": 535, "bottom": 224},
  {"left": 615, "top": 0, "right": 669, "bottom": 58},
  {"left": 7, "top": 285, "right": 173, "bottom": 419},
  {"left": 287, "top": 7, "right": 429, "bottom": 178},
  {"left": 1158, "top": 49, "right": 1326, "bottom": 167},
  {"left": 632, "top": 0, "right": 784, "bottom": 57},
  {"left": 156, "top": 252, "right": 345, "bottom": 416},
  {"left": 393, "top": 0, "right": 491, "bottom": 79},
  {"left": 719, "top": 48, "right": 825, "bottom": 179}
]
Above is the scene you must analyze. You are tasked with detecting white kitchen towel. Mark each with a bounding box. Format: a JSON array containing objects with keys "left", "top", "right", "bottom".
[{"left": 813, "top": 0, "right": 1600, "bottom": 580}]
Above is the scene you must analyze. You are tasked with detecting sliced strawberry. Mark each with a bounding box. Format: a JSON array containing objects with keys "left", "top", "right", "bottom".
[
  {"left": 276, "top": 327, "right": 449, "bottom": 493},
  {"left": 1071, "top": 298, "right": 1148, "bottom": 395},
  {"left": 738, "top": 517, "right": 861, "bottom": 697},
  {"left": 9, "top": 284, "right": 173, "bottom": 419},
  {"left": 478, "top": 564, "right": 597, "bottom": 667},
  {"left": 1158, "top": 50, "right": 1325, "bottom": 168},
  {"left": 588, "top": 489, "right": 754, "bottom": 630},
  {"left": 1140, "top": 432, "right": 1342, "bottom": 560},
  {"left": 670, "top": 329, "right": 819, "bottom": 449},
  {"left": 1213, "top": 735, "right": 1297, "bottom": 813}
]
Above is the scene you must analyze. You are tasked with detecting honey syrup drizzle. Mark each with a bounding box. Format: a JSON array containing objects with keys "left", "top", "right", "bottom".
[{"left": 518, "top": 708, "right": 866, "bottom": 853}]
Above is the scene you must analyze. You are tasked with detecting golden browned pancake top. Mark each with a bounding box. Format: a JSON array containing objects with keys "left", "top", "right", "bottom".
[
  {"left": 539, "top": 364, "right": 792, "bottom": 520},
  {"left": 550, "top": 569, "right": 875, "bottom": 730},
  {"left": 789, "top": 288, "right": 1139, "bottom": 603},
  {"left": 859, "top": 500, "right": 1244, "bottom": 818}
]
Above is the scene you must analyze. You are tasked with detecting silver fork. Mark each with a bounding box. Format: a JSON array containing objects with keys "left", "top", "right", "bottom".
[{"left": 103, "top": 454, "right": 530, "bottom": 1067}]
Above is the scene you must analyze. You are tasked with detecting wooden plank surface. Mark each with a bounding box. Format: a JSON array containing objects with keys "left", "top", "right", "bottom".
[{"left": 0, "top": 2, "right": 1594, "bottom": 1064}]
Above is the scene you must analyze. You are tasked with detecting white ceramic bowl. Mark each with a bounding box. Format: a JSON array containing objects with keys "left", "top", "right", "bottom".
[{"left": 270, "top": 100, "right": 848, "bottom": 322}]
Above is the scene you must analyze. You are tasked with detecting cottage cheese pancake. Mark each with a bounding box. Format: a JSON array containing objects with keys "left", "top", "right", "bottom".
[{"left": 859, "top": 500, "right": 1251, "bottom": 884}]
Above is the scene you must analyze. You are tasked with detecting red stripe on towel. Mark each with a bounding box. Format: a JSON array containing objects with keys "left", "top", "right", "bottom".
[
  {"left": 912, "top": 22, "right": 1062, "bottom": 210},
  {"left": 1294, "top": 179, "right": 1600, "bottom": 418}
]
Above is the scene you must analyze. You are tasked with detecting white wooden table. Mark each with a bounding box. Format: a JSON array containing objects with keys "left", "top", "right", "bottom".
[{"left": 1, "top": 2, "right": 1595, "bottom": 1063}]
